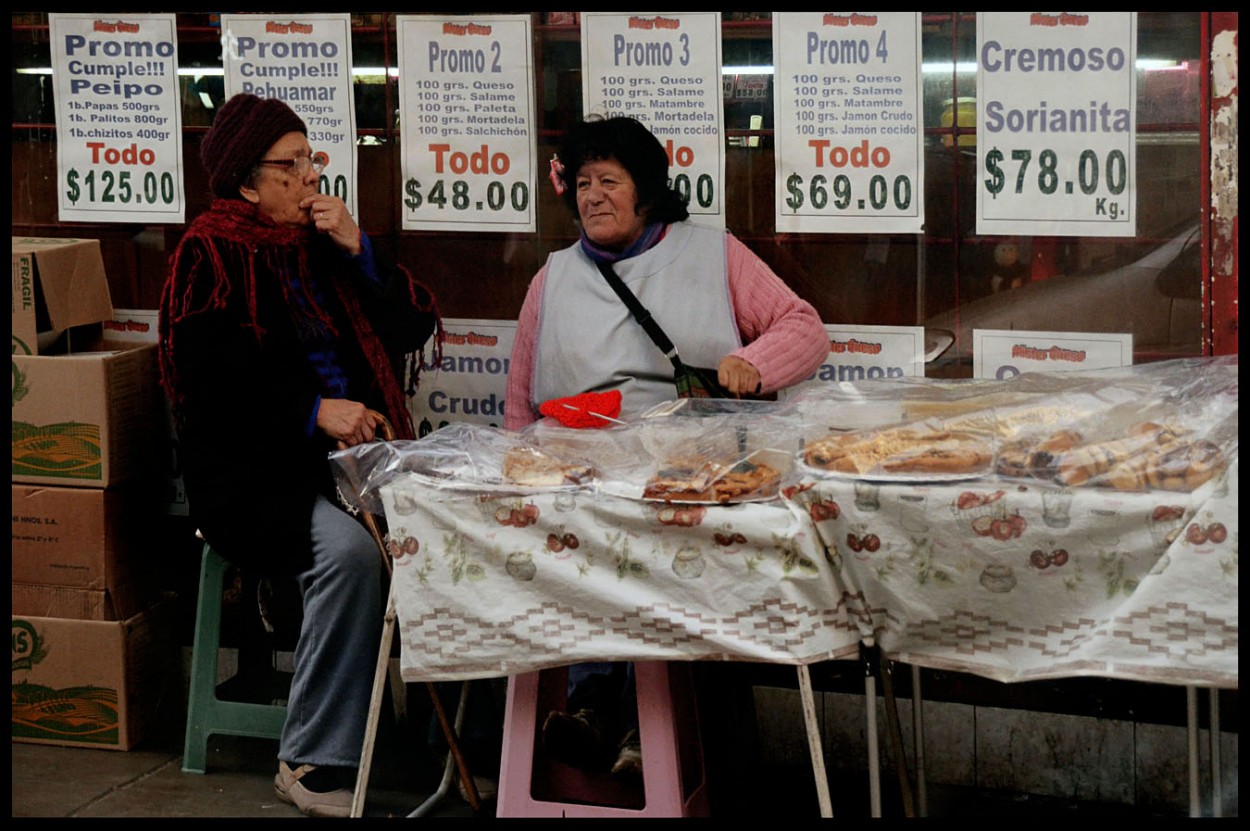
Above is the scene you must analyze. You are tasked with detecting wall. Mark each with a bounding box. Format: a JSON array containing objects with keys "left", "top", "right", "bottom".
[{"left": 755, "top": 682, "right": 1238, "bottom": 817}]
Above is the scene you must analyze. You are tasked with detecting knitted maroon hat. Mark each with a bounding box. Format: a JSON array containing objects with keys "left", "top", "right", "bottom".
[{"left": 201, "top": 93, "right": 307, "bottom": 199}]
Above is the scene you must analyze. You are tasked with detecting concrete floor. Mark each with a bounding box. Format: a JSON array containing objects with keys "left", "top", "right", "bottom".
[
  {"left": 11, "top": 692, "right": 1194, "bottom": 820},
  {"left": 11, "top": 713, "right": 476, "bottom": 819},
  {"left": 9, "top": 648, "right": 1202, "bottom": 820}
]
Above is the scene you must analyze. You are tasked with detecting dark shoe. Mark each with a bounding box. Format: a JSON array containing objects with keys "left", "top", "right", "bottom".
[
  {"left": 274, "top": 761, "right": 353, "bottom": 818},
  {"left": 542, "top": 708, "right": 613, "bottom": 771},
  {"left": 610, "top": 728, "right": 643, "bottom": 778}
]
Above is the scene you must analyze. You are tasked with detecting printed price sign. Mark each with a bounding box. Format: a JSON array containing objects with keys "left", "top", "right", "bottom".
[
  {"left": 973, "top": 328, "right": 1132, "bottom": 380},
  {"left": 774, "top": 12, "right": 924, "bottom": 234},
  {"left": 50, "top": 13, "right": 186, "bottom": 223},
  {"left": 581, "top": 12, "right": 725, "bottom": 228},
  {"left": 977, "top": 12, "right": 1137, "bottom": 237},
  {"left": 397, "top": 15, "right": 537, "bottom": 233},
  {"left": 221, "top": 14, "right": 359, "bottom": 218},
  {"left": 409, "top": 318, "right": 516, "bottom": 432}
]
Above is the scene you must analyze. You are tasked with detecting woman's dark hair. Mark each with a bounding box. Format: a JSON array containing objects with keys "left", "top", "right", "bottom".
[{"left": 557, "top": 115, "right": 690, "bottom": 223}]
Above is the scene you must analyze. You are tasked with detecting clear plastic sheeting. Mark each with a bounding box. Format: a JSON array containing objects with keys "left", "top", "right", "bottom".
[
  {"left": 790, "top": 356, "right": 1238, "bottom": 492},
  {"left": 328, "top": 358, "right": 1238, "bottom": 687},
  {"left": 581, "top": 397, "right": 803, "bottom": 503},
  {"left": 333, "top": 357, "right": 1237, "bottom": 517},
  {"left": 330, "top": 423, "right": 599, "bottom": 517}
]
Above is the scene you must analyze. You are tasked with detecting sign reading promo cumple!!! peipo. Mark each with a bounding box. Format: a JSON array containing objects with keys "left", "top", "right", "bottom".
[{"left": 49, "top": 13, "right": 186, "bottom": 223}]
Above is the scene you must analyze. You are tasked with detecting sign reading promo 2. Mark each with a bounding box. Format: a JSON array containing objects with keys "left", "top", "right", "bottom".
[{"left": 398, "top": 15, "right": 537, "bottom": 233}]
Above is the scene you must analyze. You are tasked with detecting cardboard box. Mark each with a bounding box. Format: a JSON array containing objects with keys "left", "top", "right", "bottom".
[
  {"left": 11, "top": 484, "right": 155, "bottom": 620},
  {"left": 11, "top": 339, "right": 159, "bottom": 487},
  {"left": 11, "top": 237, "right": 113, "bottom": 357},
  {"left": 13, "top": 583, "right": 127, "bottom": 622},
  {"left": 12, "top": 596, "right": 177, "bottom": 750}
]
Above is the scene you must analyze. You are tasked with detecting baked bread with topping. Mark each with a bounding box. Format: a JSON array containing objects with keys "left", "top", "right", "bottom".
[
  {"left": 501, "top": 446, "right": 594, "bottom": 487},
  {"left": 803, "top": 427, "right": 993, "bottom": 476},
  {"left": 643, "top": 457, "right": 781, "bottom": 503},
  {"left": 996, "top": 421, "right": 1227, "bottom": 492}
]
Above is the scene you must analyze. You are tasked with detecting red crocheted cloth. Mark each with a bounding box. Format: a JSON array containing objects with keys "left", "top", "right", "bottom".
[{"left": 539, "top": 390, "right": 623, "bottom": 428}]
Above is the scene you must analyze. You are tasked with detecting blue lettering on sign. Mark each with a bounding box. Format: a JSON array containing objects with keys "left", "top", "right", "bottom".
[
  {"left": 438, "top": 355, "right": 510, "bottom": 375},
  {"left": 808, "top": 364, "right": 905, "bottom": 382},
  {"left": 427, "top": 390, "right": 506, "bottom": 416}
]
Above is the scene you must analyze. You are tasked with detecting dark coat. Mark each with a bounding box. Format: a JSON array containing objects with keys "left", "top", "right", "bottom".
[{"left": 161, "top": 209, "right": 437, "bottom": 575}]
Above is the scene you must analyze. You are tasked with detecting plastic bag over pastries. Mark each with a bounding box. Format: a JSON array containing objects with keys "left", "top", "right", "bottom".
[
  {"left": 329, "top": 423, "right": 598, "bottom": 516},
  {"left": 792, "top": 357, "right": 1237, "bottom": 492}
]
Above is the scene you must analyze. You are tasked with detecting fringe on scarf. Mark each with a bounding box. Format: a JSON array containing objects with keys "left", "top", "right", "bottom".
[{"left": 160, "top": 199, "right": 443, "bottom": 441}]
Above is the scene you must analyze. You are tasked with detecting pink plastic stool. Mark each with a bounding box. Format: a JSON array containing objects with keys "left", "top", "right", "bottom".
[{"left": 496, "top": 661, "right": 710, "bottom": 817}]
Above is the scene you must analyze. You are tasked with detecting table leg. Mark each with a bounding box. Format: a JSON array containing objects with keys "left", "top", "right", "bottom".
[
  {"left": 911, "top": 664, "right": 927, "bottom": 817},
  {"left": 862, "top": 639, "right": 882, "bottom": 818},
  {"left": 1186, "top": 686, "right": 1200, "bottom": 817},
  {"left": 1209, "top": 688, "right": 1222, "bottom": 818},
  {"left": 796, "top": 664, "right": 833, "bottom": 818},
  {"left": 408, "top": 680, "right": 472, "bottom": 818},
  {"left": 865, "top": 670, "right": 881, "bottom": 817},
  {"left": 351, "top": 587, "right": 398, "bottom": 818}
]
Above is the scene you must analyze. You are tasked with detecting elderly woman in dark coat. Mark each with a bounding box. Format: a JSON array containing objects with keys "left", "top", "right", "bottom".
[{"left": 159, "top": 93, "right": 442, "bottom": 817}]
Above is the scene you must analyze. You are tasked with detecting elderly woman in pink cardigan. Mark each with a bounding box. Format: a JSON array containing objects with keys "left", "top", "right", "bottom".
[{"left": 503, "top": 116, "right": 829, "bottom": 780}]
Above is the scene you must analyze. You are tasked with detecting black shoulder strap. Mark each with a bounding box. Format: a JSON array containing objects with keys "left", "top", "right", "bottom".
[{"left": 595, "top": 261, "right": 682, "bottom": 370}]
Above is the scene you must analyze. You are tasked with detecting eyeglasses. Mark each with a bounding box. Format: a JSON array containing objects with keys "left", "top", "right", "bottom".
[{"left": 255, "top": 151, "right": 329, "bottom": 177}]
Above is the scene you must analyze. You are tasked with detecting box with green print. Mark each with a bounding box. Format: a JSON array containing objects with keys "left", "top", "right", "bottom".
[
  {"left": 11, "top": 236, "right": 161, "bottom": 487},
  {"left": 12, "top": 339, "right": 159, "bottom": 486},
  {"left": 12, "top": 596, "right": 178, "bottom": 750}
]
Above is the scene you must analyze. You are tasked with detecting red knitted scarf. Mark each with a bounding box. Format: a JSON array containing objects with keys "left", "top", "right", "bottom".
[{"left": 159, "top": 199, "right": 442, "bottom": 440}]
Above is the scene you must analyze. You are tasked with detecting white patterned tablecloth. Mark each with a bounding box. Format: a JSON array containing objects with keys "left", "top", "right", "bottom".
[
  {"left": 381, "top": 484, "right": 861, "bottom": 682},
  {"left": 379, "top": 459, "right": 1236, "bottom": 688},
  {"left": 796, "top": 457, "right": 1238, "bottom": 687}
]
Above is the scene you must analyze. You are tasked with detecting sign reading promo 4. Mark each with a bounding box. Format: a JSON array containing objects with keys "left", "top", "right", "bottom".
[
  {"left": 49, "top": 13, "right": 186, "bottom": 223},
  {"left": 221, "top": 14, "right": 359, "bottom": 218},
  {"left": 976, "top": 12, "right": 1137, "bottom": 237},
  {"left": 580, "top": 12, "right": 726, "bottom": 228},
  {"left": 773, "top": 12, "right": 924, "bottom": 234},
  {"left": 397, "top": 15, "right": 538, "bottom": 233}
]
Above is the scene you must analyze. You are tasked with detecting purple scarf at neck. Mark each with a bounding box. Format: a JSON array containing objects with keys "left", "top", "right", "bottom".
[{"left": 579, "top": 221, "right": 668, "bottom": 264}]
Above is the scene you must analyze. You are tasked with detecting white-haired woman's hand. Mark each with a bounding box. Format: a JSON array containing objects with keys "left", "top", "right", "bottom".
[
  {"left": 301, "top": 194, "right": 361, "bottom": 255},
  {"left": 718, "top": 355, "right": 762, "bottom": 396}
]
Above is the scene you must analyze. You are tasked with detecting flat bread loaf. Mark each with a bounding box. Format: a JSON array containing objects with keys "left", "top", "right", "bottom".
[{"left": 804, "top": 427, "right": 992, "bottom": 476}]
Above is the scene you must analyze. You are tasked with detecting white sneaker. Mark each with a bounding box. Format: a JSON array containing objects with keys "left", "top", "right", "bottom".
[{"left": 274, "top": 761, "right": 353, "bottom": 818}]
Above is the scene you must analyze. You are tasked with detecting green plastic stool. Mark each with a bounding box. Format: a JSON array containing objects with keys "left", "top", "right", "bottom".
[{"left": 182, "top": 542, "right": 289, "bottom": 774}]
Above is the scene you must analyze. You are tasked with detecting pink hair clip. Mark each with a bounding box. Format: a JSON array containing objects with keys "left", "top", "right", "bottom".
[{"left": 548, "top": 154, "right": 566, "bottom": 196}]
